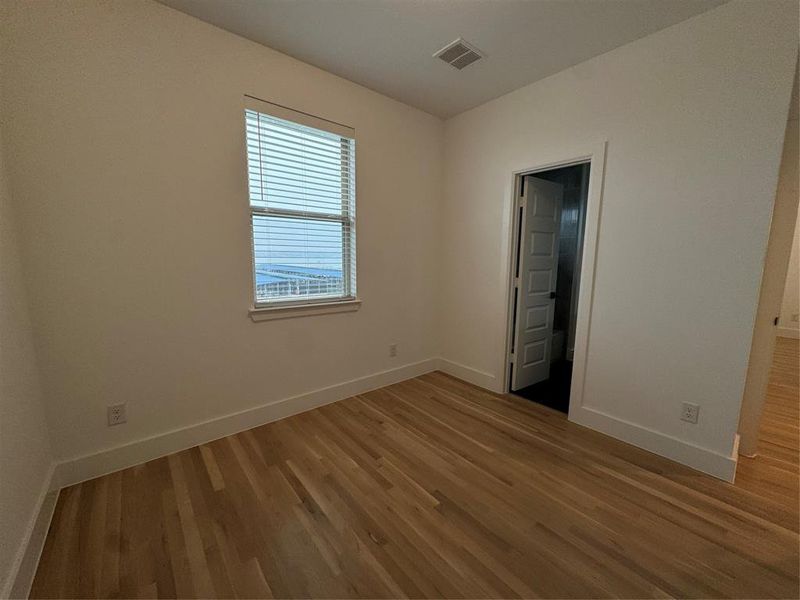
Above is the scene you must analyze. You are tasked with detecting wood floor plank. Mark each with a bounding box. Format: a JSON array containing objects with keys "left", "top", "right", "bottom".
[
  {"left": 31, "top": 341, "right": 799, "bottom": 598},
  {"left": 737, "top": 337, "right": 800, "bottom": 512}
]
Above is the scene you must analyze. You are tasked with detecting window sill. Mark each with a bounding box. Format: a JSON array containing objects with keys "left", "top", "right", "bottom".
[{"left": 249, "top": 299, "right": 361, "bottom": 322}]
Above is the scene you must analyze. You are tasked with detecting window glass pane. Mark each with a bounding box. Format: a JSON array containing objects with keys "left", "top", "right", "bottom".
[
  {"left": 245, "top": 105, "right": 355, "bottom": 306},
  {"left": 252, "top": 215, "right": 346, "bottom": 303}
]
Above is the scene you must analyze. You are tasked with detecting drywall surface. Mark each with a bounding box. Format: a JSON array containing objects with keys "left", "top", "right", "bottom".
[
  {"left": 441, "top": 0, "right": 797, "bottom": 471},
  {"left": 0, "top": 0, "right": 443, "bottom": 463},
  {"left": 0, "top": 125, "right": 54, "bottom": 594},
  {"left": 779, "top": 218, "right": 800, "bottom": 336}
]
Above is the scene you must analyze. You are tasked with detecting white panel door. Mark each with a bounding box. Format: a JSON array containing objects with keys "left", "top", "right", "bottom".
[{"left": 511, "top": 175, "right": 563, "bottom": 391}]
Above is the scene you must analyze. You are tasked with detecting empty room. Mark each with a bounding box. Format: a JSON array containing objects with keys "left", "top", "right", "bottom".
[{"left": 1, "top": 1, "right": 799, "bottom": 598}]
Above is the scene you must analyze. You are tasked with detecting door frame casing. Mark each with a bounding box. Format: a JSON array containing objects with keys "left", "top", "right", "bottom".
[{"left": 501, "top": 141, "right": 608, "bottom": 424}]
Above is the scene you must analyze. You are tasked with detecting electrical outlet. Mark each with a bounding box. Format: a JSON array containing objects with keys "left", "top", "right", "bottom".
[
  {"left": 389, "top": 344, "right": 397, "bottom": 357},
  {"left": 680, "top": 402, "right": 700, "bottom": 424},
  {"left": 107, "top": 403, "right": 127, "bottom": 426}
]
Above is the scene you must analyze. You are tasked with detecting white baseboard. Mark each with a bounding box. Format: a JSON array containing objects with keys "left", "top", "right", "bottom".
[
  {"left": 569, "top": 404, "right": 738, "bottom": 482},
  {"left": 17, "top": 356, "right": 741, "bottom": 595},
  {"left": 53, "top": 358, "right": 439, "bottom": 490},
  {"left": 431, "top": 357, "right": 738, "bottom": 482},
  {"left": 776, "top": 326, "right": 800, "bottom": 339},
  {"left": 437, "top": 358, "right": 500, "bottom": 392},
  {"left": 2, "top": 464, "right": 59, "bottom": 600}
]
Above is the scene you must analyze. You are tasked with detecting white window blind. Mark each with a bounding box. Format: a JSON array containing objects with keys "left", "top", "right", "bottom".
[{"left": 244, "top": 97, "right": 356, "bottom": 307}]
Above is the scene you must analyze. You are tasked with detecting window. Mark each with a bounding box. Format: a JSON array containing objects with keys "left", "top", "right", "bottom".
[{"left": 244, "top": 97, "right": 356, "bottom": 311}]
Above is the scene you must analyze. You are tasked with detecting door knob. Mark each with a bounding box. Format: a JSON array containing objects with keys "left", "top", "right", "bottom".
[{"left": 549, "top": 291, "right": 556, "bottom": 299}]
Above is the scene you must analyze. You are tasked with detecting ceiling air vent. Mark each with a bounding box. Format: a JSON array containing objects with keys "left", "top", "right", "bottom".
[{"left": 434, "top": 38, "right": 483, "bottom": 70}]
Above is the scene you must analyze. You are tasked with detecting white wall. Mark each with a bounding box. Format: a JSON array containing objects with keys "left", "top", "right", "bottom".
[
  {"left": 1, "top": 0, "right": 796, "bottom": 497},
  {"left": 440, "top": 0, "right": 797, "bottom": 479},
  {"left": 779, "top": 218, "right": 800, "bottom": 337},
  {"left": 0, "top": 125, "right": 54, "bottom": 594},
  {"left": 0, "top": 0, "right": 443, "bottom": 475}
]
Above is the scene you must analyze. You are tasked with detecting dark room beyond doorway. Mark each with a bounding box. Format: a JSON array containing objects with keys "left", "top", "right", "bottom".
[{"left": 509, "top": 162, "right": 590, "bottom": 413}]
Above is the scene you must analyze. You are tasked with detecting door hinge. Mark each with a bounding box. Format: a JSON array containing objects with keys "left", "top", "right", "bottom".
[
  {"left": 509, "top": 352, "right": 515, "bottom": 364},
  {"left": 514, "top": 277, "right": 520, "bottom": 288},
  {"left": 774, "top": 316, "right": 779, "bottom": 326}
]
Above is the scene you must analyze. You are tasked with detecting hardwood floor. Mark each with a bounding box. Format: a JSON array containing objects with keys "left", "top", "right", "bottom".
[
  {"left": 31, "top": 363, "right": 799, "bottom": 598},
  {"left": 735, "top": 337, "right": 799, "bottom": 513}
]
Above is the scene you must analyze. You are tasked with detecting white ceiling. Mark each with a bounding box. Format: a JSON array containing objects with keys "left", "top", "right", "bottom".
[{"left": 158, "top": 0, "right": 728, "bottom": 118}]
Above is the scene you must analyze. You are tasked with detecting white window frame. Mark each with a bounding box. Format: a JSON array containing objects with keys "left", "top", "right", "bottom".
[{"left": 244, "top": 96, "right": 360, "bottom": 321}]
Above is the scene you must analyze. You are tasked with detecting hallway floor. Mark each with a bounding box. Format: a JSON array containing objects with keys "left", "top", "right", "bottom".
[{"left": 735, "top": 336, "right": 799, "bottom": 512}]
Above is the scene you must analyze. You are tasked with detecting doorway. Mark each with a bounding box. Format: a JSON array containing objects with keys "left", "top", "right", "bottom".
[
  {"left": 508, "top": 162, "right": 590, "bottom": 413},
  {"left": 738, "top": 90, "right": 799, "bottom": 460}
]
